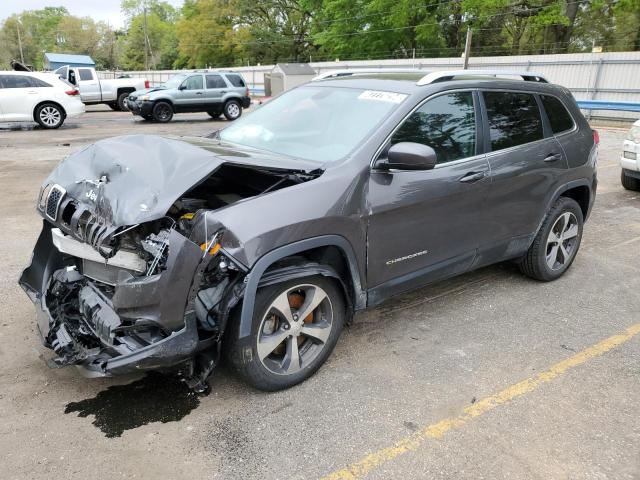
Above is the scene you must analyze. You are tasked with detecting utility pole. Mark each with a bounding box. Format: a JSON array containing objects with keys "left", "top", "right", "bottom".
[
  {"left": 143, "top": 6, "right": 148, "bottom": 71},
  {"left": 463, "top": 28, "right": 472, "bottom": 70},
  {"left": 16, "top": 19, "right": 24, "bottom": 64}
]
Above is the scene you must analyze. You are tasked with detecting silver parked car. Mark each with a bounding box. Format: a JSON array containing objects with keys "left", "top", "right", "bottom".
[{"left": 127, "top": 71, "right": 251, "bottom": 123}]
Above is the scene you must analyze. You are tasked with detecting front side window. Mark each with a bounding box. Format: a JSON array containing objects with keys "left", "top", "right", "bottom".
[
  {"left": 206, "top": 75, "right": 226, "bottom": 89},
  {"left": 483, "top": 91, "right": 544, "bottom": 151},
  {"left": 226, "top": 74, "right": 246, "bottom": 87},
  {"left": 0, "top": 75, "right": 33, "bottom": 88},
  {"left": 182, "top": 75, "right": 203, "bottom": 90},
  {"left": 390, "top": 91, "right": 476, "bottom": 164},
  {"left": 540, "top": 95, "right": 574, "bottom": 134},
  {"left": 78, "top": 68, "right": 94, "bottom": 81}
]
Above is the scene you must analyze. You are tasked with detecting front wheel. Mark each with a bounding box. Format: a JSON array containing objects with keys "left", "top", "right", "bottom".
[
  {"left": 226, "top": 275, "right": 345, "bottom": 391},
  {"left": 152, "top": 101, "right": 173, "bottom": 123},
  {"left": 518, "top": 197, "right": 584, "bottom": 281},
  {"left": 223, "top": 99, "right": 242, "bottom": 121},
  {"left": 207, "top": 110, "right": 222, "bottom": 119},
  {"left": 35, "top": 103, "right": 65, "bottom": 129}
]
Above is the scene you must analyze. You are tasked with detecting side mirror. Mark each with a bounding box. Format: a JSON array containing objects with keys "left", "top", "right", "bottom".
[
  {"left": 376, "top": 142, "right": 437, "bottom": 171},
  {"left": 178, "top": 84, "right": 187, "bottom": 90}
]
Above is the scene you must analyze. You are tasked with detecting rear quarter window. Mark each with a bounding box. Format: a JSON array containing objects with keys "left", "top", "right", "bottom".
[
  {"left": 225, "top": 74, "right": 246, "bottom": 87},
  {"left": 30, "top": 77, "right": 52, "bottom": 88},
  {"left": 483, "top": 91, "right": 544, "bottom": 151},
  {"left": 540, "top": 95, "right": 574, "bottom": 134}
]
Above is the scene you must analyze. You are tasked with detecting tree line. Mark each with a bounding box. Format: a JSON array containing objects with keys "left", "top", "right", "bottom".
[{"left": 1, "top": 0, "right": 638, "bottom": 71}]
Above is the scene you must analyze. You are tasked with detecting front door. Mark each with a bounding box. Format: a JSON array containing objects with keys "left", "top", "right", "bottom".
[
  {"left": 76, "top": 68, "right": 101, "bottom": 102},
  {"left": 366, "top": 91, "right": 490, "bottom": 302},
  {"left": 176, "top": 74, "right": 206, "bottom": 112}
]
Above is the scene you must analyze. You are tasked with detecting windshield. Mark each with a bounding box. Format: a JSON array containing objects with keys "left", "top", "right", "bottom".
[
  {"left": 163, "top": 73, "right": 188, "bottom": 89},
  {"left": 219, "top": 86, "right": 407, "bottom": 163}
]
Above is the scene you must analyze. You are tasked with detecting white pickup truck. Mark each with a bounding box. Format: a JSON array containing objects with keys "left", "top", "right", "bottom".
[{"left": 54, "top": 66, "right": 149, "bottom": 111}]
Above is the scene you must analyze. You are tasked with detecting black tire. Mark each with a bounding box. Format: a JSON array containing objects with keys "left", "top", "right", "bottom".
[
  {"left": 107, "top": 102, "right": 120, "bottom": 111},
  {"left": 518, "top": 197, "right": 584, "bottom": 281},
  {"left": 117, "top": 92, "right": 131, "bottom": 112},
  {"left": 34, "top": 102, "right": 65, "bottom": 129},
  {"left": 225, "top": 275, "right": 345, "bottom": 391},
  {"left": 223, "top": 99, "right": 242, "bottom": 121},
  {"left": 207, "top": 110, "right": 222, "bottom": 119},
  {"left": 621, "top": 169, "right": 640, "bottom": 191},
  {"left": 152, "top": 101, "right": 174, "bottom": 123}
]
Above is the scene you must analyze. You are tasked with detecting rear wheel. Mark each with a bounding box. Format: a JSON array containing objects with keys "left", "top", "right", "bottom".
[
  {"left": 35, "top": 103, "right": 65, "bottom": 129},
  {"left": 621, "top": 169, "right": 640, "bottom": 191},
  {"left": 223, "top": 99, "right": 242, "bottom": 121},
  {"left": 117, "top": 92, "right": 131, "bottom": 112},
  {"left": 226, "top": 275, "right": 345, "bottom": 391},
  {"left": 518, "top": 197, "right": 583, "bottom": 281},
  {"left": 152, "top": 101, "right": 173, "bottom": 123}
]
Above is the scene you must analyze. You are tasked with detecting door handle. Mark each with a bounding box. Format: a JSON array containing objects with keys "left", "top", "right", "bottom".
[
  {"left": 195, "top": 92, "right": 203, "bottom": 95},
  {"left": 544, "top": 153, "right": 562, "bottom": 163},
  {"left": 220, "top": 90, "right": 227, "bottom": 94},
  {"left": 459, "top": 171, "right": 486, "bottom": 183}
]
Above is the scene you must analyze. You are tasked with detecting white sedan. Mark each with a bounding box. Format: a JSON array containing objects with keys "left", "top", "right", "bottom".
[
  {"left": 621, "top": 119, "right": 640, "bottom": 191},
  {"left": 0, "top": 71, "right": 85, "bottom": 129}
]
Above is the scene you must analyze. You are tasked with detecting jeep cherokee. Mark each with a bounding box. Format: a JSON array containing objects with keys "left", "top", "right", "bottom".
[{"left": 20, "top": 69, "right": 598, "bottom": 392}]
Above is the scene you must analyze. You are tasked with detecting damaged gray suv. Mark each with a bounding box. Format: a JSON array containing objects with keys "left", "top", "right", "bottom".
[{"left": 20, "top": 69, "right": 598, "bottom": 392}]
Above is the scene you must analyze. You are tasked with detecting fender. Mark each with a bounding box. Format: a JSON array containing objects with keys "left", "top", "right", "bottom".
[
  {"left": 237, "top": 235, "right": 365, "bottom": 339},
  {"left": 531, "top": 177, "right": 593, "bottom": 245}
]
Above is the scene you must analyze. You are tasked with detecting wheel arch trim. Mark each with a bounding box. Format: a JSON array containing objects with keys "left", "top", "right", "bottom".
[{"left": 237, "top": 235, "right": 365, "bottom": 339}]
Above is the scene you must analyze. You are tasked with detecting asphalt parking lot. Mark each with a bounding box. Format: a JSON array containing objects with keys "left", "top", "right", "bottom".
[{"left": 0, "top": 106, "right": 638, "bottom": 480}]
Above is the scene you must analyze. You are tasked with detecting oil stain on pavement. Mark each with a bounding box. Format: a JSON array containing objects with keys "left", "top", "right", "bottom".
[{"left": 64, "top": 373, "right": 200, "bottom": 438}]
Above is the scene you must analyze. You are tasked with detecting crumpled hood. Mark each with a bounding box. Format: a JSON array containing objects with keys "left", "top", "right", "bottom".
[{"left": 43, "top": 135, "right": 222, "bottom": 226}]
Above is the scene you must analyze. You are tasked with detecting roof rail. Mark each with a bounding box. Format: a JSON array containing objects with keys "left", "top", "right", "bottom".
[
  {"left": 312, "top": 68, "right": 428, "bottom": 81},
  {"left": 416, "top": 69, "right": 548, "bottom": 85}
]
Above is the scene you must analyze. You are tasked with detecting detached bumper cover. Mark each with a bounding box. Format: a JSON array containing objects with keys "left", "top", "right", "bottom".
[
  {"left": 20, "top": 222, "right": 204, "bottom": 376},
  {"left": 128, "top": 100, "right": 153, "bottom": 117}
]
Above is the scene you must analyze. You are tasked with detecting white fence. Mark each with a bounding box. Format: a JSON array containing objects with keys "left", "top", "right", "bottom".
[{"left": 98, "top": 51, "right": 640, "bottom": 120}]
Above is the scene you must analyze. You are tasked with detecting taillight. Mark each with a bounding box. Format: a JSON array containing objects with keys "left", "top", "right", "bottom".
[
  {"left": 65, "top": 89, "right": 79, "bottom": 96},
  {"left": 245, "top": 86, "right": 250, "bottom": 97},
  {"left": 144, "top": 80, "right": 150, "bottom": 89},
  {"left": 593, "top": 129, "right": 599, "bottom": 145}
]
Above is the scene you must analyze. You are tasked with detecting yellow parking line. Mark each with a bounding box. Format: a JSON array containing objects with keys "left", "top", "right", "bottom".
[{"left": 322, "top": 323, "right": 640, "bottom": 480}]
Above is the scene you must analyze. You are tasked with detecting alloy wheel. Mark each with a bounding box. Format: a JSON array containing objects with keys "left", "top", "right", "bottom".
[
  {"left": 546, "top": 212, "right": 579, "bottom": 270},
  {"left": 257, "top": 284, "right": 333, "bottom": 375},
  {"left": 39, "top": 106, "right": 61, "bottom": 127},
  {"left": 227, "top": 103, "right": 240, "bottom": 118}
]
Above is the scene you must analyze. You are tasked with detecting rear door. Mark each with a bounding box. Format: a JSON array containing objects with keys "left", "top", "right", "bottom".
[
  {"left": 481, "top": 89, "right": 568, "bottom": 254},
  {"left": 175, "top": 74, "right": 206, "bottom": 112},
  {"left": 205, "top": 74, "right": 227, "bottom": 110},
  {"left": 76, "top": 68, "right": 101, "bottom": 102},
  {"left": 366, "top": 90, "right": 491, "bottom": 300}
]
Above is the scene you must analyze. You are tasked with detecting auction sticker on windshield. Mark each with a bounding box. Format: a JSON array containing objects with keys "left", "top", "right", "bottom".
[{"left": 358, "top": 90, "right": 407, "bottom": 104}]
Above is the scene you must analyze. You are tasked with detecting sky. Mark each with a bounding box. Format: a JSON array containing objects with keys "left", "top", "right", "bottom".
[{"left": 0, "top": 0, "right": 184, "bottom": 29}]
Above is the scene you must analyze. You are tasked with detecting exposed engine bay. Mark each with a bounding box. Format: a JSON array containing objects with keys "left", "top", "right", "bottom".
[{"left": 19, "top": 136, "right": 322, "bottom": 393}]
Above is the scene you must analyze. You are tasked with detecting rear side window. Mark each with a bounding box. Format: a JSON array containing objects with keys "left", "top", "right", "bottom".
[
  {"left": 541, "top": 95, "right": 574, "bottom": 134},
  {"left": 182, "top": 75, "right": 203, "bottom": 90},
  {"left": 0, "top": 75, "right": 33, "bottom": 88},
  {"left": 483, "top": 91, "right": 543, "bottom": 151},
  {"left": 206, "top": 74, "right": 226, "bottom": 89},
  {"left": 391, "top": 91, "right": 476, "bottom": 164},
  {"left": 78, "top": 69, "right": 94, "bottom": 81},
  {"left": 225, "top": 74, "right": 245, "bottom": 87},
  {"left": 30, "top": 77, "right": 52, "bottom": 88}
]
